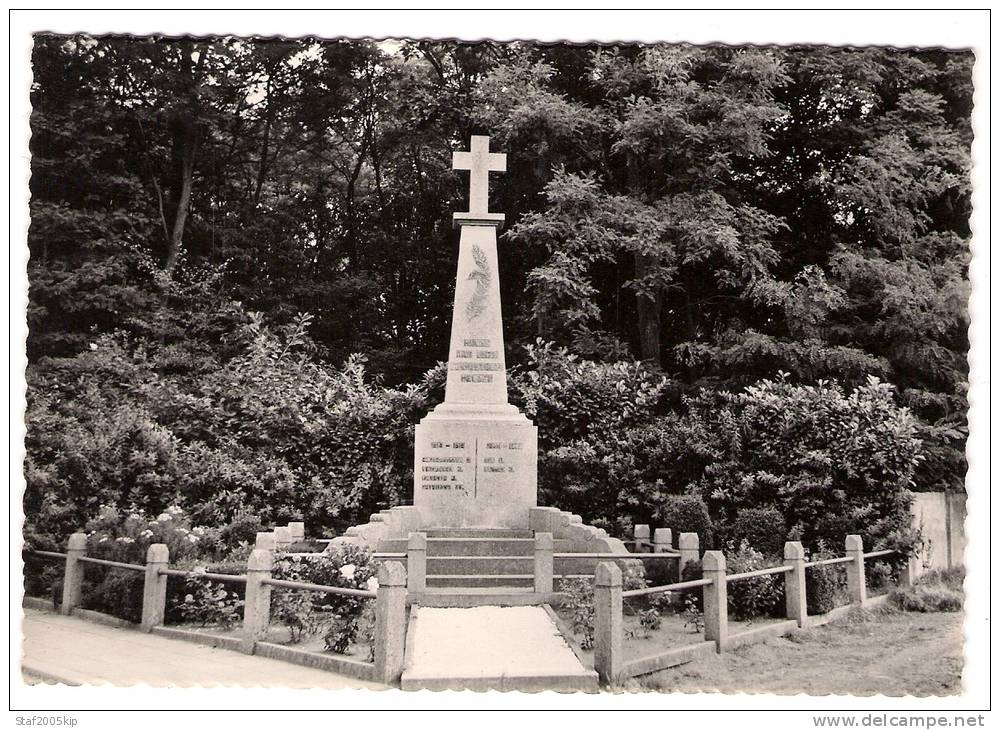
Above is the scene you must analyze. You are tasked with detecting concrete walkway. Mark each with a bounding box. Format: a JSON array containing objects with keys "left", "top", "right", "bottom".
[
  {"left": 401, "top": 605, "right": 598, "bottom": 691},
  {"left": 20, "top": 608, "right": 380, "bottom": 689}
]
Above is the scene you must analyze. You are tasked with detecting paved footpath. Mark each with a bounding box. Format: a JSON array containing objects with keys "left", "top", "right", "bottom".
[{"left": 20, "top": 608, "right": 380, "bottom": 689}]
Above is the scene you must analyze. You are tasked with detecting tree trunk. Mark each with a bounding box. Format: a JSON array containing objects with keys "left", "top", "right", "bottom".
[
  {"left": 253, "top": 72, "right": 274, "bottom": 208},
  {"left": 635, "top": 253, "right": 664, "bottom": 365},
  {"left": 163, "top": 40, "right": 206, "bottom": 274},
  {"left": 627, "top": 151, "right": 663, "bottom": 366},
  {"left": 165, "top": 118, "right": 197, "bottom": 273}
]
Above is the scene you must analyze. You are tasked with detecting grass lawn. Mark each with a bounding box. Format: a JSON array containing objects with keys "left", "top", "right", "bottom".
[{"left": 629, "top": 605, "right": 964, "bottom": 696}]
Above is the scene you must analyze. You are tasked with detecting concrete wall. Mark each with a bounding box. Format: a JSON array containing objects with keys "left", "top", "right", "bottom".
[{"left": 911, "top": 491, "right": 966, "bottom": 572}]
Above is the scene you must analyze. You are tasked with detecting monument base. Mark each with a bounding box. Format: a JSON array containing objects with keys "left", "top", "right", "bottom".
[{"left": 414, "top": 404, "right": 537, "bottom": 528}]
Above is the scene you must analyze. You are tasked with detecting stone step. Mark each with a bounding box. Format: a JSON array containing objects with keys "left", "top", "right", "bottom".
[
  {"left": 377, "top": 537, "right": 536, "bottom": 556},
  {"left": 412, "top": 590, "right": 562, "bottom": 608},
  {"left": 427, "top": 537, "right": 535, "bottom": 557},
  {"left": 427, "top": 556, "right": 532, "bottom": 575},
  {"left": 377, "top": 536, "right": 611, "bottom": 556},
  {"left": 425, "top": 574, "right": 594, "bottom": 588},
  {"left": 424, "top": 528, "right": 534, "bottom": 539},
  {"left": 426, "top": 574, "right": 534, "bottom": 589}
]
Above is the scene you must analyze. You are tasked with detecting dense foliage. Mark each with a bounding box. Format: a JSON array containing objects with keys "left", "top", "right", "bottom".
[{"left": 25, "top": 36, "right": 971, "bottom": 550}]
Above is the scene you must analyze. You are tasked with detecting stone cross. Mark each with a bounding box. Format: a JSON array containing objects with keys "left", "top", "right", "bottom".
[
  {"left": 414, "top": 134, "right": 538, "bottom": 528},
  {"left": 453, "top": 135, "right": 506, "bottom": 223}
]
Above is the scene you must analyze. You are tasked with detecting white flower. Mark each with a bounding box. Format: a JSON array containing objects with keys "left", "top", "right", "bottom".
[
  {"left": 140, "top": 530, "right": 154, "bottom": 538},
  {"left": 193, "top": 566, "right": 206, "bottom": 575},
  {"left": 128, "top": 513, "right": 142, "bottom": 521},
  {"left": 157, "top": 514, "right": 171, "bottom": 522},
  {"left": 99, "top": 536, "right": 108, "bottom": 543},
  {"left": 168, "top": 506, "right": 184, "bottom": 515},
  {"left": 192, "top": 527, "right": 205, "bottom": 535},
  {"left": 187, "top": 534, "right": 199, "bottom": 543},
  {"left": 184, "top": 594, "right": 194, "bottom": 603},
  {"left": 339, "top": 564, "right": 357, "bottom": 580},
  {"left": 365, "top": 576, "right": 379, "bottom": 592},
  {"left": 89, "top": 343, "right": 98, "bottom": 351}
]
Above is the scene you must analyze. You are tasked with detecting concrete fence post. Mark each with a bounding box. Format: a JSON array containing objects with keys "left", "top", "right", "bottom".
[
  {"left": 407, "top": 532, "right": 427, "bottom": 593},
  {"left": 653, "top": 528, "right": 674, "bottom": 582},
  {"left": 242, "top": 548, "right": 274, "bottom": 654},
  {"left": 273, "top": 526, "right": 292, "bottom": 550},
  {"left": 593, "top": 561, "right": 623, "bottom": 686},
  {"left": 899, "top": 553, "right": 921, "bottom": 588},
  {"left": 61, "top": 532, "right": 87, "bottom": 616},
  {"left": 374, "top": 561, "right": 408, "bottom": 685},
  {"left": 845, "top": 534, "right": 867, "bottom": 604},
  {"left": 702, "top": 550, "right": 728, "bottom": 652},
  {"left": 783, "top": 541, "right": 808, "bottom": 627},
  {"left": 287, "top": 521, "right": 305, "bottom": 543},
  {"left": 653, "top": 528, "right": 673, "bottom": 552},
  {"left": 633, "top": 524, "right": 650, "bottom": 552},
  {"left": 255, "top": 532, "right": 275, "bottom": 551},
  {"left": 141, "top": 543, "right": 169, "bottom": 632},
  {"left": 534, "top": 532, "right": 554, "bottom": 594},
  {"left": 678, "top": 532, "right": 700, "bottom": 577}
]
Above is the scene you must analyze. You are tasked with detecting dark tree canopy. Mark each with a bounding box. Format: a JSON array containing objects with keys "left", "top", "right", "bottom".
[{"left": 24, "top": 35, "right": 972, "bottom": 546}]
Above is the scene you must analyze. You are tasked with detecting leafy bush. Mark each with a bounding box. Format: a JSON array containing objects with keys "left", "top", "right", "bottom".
[
  {"left": 805, "top": 544, "right": 848, "bottom": 614},
  {"left": 865, "top": 560, "right": 895, "bottom": 594},
  {"left": 656, "top": 496, "right": 714, "bottom": 549},
  {"left": 638, "top": 608, "right": 661, "bottom": 633},
  {"left": 728, "top": 507, "right": 787, "bottom": 558},
  {"left": 23, "top": 312, "right": 432, "bottom": 550},
  {"left": 78, "top": 504, "right": 221, "bottom": 621},
  {"left": 560, "top": 577, "right": 596, "bottom": 650},
  {"left": 689, "top": 376, "right": 923, "bottom": 555},
  {"left": 889, "top": 567, "right": 964, "bottom": 612},
  {"left": 682, "top": 594, "right": 704, "bottom": 633},
  {"left": 679, "top": 559, "right": 703, "bottom": 612},
  {"left": 174, "top": 571, "right": 244, "bottom": 628},
  {"left": 642, "top": 552, "right": 678, "bottom": 587},
  {"left": 890, "top": 584, "right": 963, "bottom": 613},
  {"left": 509, "top": 341, "right": 669, "bottom": 527},
  {"left": 271, "top": 544, "right": 379, "bottom": 653},
  {"left": 23, "top": 554, "right": 63, "bottom": 604},
  {"left": 725, "top": 540, "right": 784, "bottom": 620}
]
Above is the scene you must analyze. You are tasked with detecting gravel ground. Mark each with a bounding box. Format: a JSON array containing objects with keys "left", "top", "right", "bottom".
[{"left": 629, "top": 606, "right": 964, "bottom": 696}]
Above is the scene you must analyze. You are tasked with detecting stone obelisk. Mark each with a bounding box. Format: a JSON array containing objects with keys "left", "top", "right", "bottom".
[{"left": 413, "top": 136, "right": 538, "bottom": 528}]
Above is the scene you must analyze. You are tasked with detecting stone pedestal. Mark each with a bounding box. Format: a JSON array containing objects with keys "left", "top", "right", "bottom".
[
  {"left": 413, "top": 136, "right": 538, "bottom": 529},
  {"left": 415, "top": 405, "right": 537, "bottom": 528}
]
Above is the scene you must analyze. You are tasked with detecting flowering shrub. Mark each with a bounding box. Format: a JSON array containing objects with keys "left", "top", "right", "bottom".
[
  {"left": 271, "top": 544, "right": 379, "bottom": 655},
  {"left": 638, "top": 608, "right": 661, "bottom": 633},
  {"left": 175, "top": 570, "right": 244, "bottom": 628},
  {"left": 725, "top": 540, "right": 784, "bottom": 621},
  {"left": 78, "top": 504, "right": 222, "bottom": 621},
  {"left": 85, "top": 504, "right": 219, "bottom": 564},
  {"left": 682, "top": 593, "right": 704, "bottom": 633}
]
